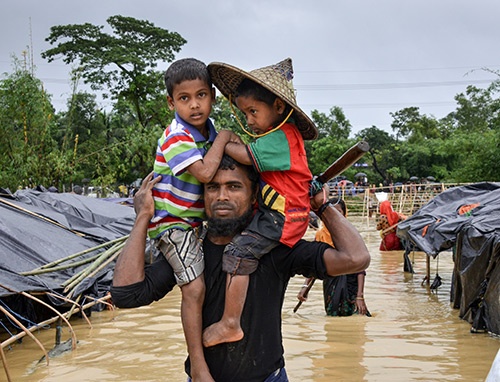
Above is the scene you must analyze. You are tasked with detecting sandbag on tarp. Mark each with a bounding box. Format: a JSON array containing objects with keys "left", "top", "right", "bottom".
[
  {"left": 0, "top": 190, "right": 135, "bottom": 298},
  {"left": 397, "top": 182, "right": 500, "bottom": 257}
]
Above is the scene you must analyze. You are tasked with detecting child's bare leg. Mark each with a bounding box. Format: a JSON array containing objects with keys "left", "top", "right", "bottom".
[
  {"left": 180, "top": 275, "right": 214, "bottom": 382},
  {"left": 203, "top": 274, "right": 248, "bottom": 347}
]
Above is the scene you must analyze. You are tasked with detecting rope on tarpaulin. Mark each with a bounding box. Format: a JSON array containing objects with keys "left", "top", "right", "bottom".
[{"left": 0, "top": 299, "right": 49, "bottom": 331}]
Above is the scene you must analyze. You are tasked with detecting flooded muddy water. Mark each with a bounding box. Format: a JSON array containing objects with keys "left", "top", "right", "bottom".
[{"left": 3, "top": 217, "right": 499, "bottom": 381}]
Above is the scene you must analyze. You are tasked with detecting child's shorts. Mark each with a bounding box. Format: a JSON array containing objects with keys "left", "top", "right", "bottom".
[
  {"left": 222, "top": 207, "right": 286, "bottom": 276},
  {"left": 156, "top": 227, "right": 204, "bottom": 286}
]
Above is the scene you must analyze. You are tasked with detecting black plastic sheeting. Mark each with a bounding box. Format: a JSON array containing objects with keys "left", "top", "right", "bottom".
[
  {"left": 397, "top": 182, "right": 500, "bottom": 335},
  {"left": 0, "top": 189, "right": 135, "bottom": 298}
]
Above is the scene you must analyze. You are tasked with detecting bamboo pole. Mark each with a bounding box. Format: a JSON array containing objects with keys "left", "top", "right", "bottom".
[
  {"left": 62, "top": 241, "right": 125, "bottom": 288},
  {"left": 0, "top": 292, "right": 112, "bottom": 382},
  {"left": 397, "top": 185, "right": 405, "bottom": 213},
  {"left": 20, "top": 252, "right": 103, "bottom": 276},
  {"left": 0, "top": 284, "right": 77, "bottom": 350},
  {"left": 361, "top": 190, "right": 367, "bottom": 218},
  {"left": 0, "top": 198, "right": 84, "bottom": 237},
  {"left": 0, "top": 343, "right": 12, "bottom": 382},
  {"left": 65, "top": 295, "right": 82, "bottom": 322},
  {"left": 0, "top": 305, "right": 49, "bottom": 364},
  {"left": 410, "top": 190, "right": 417, "bottom": 215},
  {"left": 381, "top": 222, "right": 400, "bottom": 235},
  {"left": 1, "top": 294, "right": 111, "bottom": 350},
  {"left": 84, "top": 294, "right": 114, "bottom": 311},
  {"left": 45, "top": 292, "right": 92, "bottom": 329},
  {"left": 64, "top": 242, "right": 125, "bottom": 298},
  {"left": 24, "top": 235, "right": 129, "bottom": 274},
  {"left": 20, "top": 292, "right": 77, "bottom": 351},
  {"left": 84, "top": 248, "right": 122, "bottom": 280}
]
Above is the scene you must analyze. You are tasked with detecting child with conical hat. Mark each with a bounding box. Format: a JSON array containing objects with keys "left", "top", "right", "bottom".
[{"left": 203, "top": 58, "right": 320, "bottom": 347}]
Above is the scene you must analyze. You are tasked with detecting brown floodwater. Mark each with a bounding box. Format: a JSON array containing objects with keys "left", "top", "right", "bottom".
[{"left": 3, "top": 216, "right": 499, "bottom": 381}]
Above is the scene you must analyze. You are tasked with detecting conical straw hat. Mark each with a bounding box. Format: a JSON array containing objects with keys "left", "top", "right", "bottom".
[{"left": 208, "top": 58, "right": 318, "bottom": 140}]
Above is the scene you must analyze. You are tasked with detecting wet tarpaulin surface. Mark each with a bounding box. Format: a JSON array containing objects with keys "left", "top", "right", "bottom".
[
  {"left": 397, "top": 182, "right": 500, "bottom": 257},
  {"left": 0, "top": 189, "right": 135, "bottom": 298},
  {"left": 397, "top": 182, "right": 500, "bottom": 335}
]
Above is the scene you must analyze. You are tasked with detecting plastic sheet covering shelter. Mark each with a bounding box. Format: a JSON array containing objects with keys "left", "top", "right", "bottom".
[
  {"left": 397, "top": 182, "right": 500, "bottom": 335},
  {"left": 0, "top": 189, "right": 135, "bottom": 298}
]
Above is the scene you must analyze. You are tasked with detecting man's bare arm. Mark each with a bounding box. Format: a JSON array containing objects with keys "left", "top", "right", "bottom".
[
  {"left": 322, "top": 206, "right": 370, "bottom": 275},
  {"left": 310, "top": 187, "right": 371, "bottom": 276},
  {"left": 113, "top": 172, "right": 161, "bottom": 287}
]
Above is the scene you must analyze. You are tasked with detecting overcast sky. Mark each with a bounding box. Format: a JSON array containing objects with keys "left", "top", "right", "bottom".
[{"left": 2, "top": 0, "right": 500, "bottom": 135}]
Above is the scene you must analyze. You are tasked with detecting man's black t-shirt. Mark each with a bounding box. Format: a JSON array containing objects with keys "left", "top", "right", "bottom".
[{"left": 111, "top": 238, "right": 330, "bottom": 382}]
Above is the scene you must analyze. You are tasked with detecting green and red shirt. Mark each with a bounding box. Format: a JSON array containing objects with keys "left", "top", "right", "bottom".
[{"left": 247, "top": 122, "right": 312, "bottom": 247}]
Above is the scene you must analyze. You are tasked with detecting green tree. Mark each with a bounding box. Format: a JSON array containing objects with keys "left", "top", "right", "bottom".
[
  {"left": 310, "top": 106, "right": 351, "bottom": 140},
  {"left": 448, "top": 84, "right": 500, "bottom": 134},
  {"left": 390, "top": 107, "right": 441, "bottom": 143},
  {"left": 355, "top": 126, "right": 396, "bottom": 184},
  {"left": 0, "top": 56, "right": 68, "bottom": 190},
  {"left": 55, "top": 91, "right": 124, "bottom": 187},
  {"left": 440, "top": 84, "right": 500, "bottom": 182},
  {"left": 307, "top": 107, "right": 353, "bottom": 177},
  {"left": 447, "top": 130, "right": 500, "bottom": 182},
  {"left": 211, "top": 96, "right": 250, "bottom": 142},
  {"left": 42, "top": 15, "right": 185, "bottom": 129}
]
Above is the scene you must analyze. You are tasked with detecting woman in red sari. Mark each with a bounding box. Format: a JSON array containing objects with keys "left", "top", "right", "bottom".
[{"left": 376, "top": 200, "right": 406, "bottom": 251}]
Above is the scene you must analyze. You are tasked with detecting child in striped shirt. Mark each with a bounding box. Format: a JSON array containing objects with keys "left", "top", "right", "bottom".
[{"left": 149, "top": 58, "right": 237, "bottom": 382}]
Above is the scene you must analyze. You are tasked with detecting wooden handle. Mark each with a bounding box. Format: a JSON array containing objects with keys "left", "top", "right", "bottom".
[
  {"left": 293, "top": 278, "right": 316, "bottom": 313},
  {"left": 317, "top": 141, "right": 370, "bottom": 184}
]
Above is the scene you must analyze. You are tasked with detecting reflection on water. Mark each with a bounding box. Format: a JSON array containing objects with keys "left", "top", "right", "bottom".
[{"left": 4, "top": 217, "right": 499, "bottom": 381}]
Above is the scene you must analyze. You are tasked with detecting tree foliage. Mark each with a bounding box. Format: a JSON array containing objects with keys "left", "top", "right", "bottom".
[
  {"left": 41, "top": 15, "right": 185, "bottom": 129},
  {"left": 0, "top": 57, "right": 69, "bottom": 189},
  {"left": 307, "top": 107, "right": 354, "bottom": 176},
  {"left": 2, "top": 20, "right": 500, "bottom": 193},
  {"left": 211, "top": 96, "right": 251, "bottom": 143}
]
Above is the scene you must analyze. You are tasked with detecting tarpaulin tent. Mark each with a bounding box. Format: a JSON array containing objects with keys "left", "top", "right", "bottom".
[
  {"left": 0, "top": 189, "right": 136, "bottom": 377},
  {"left": 397, "top": 182, "right": 500, "bottom": 335},
  {"left": 0, "top": 189, "right": 135, "bottom": 298}
]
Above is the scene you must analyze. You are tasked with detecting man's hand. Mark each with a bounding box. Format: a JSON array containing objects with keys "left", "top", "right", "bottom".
[
  {"left": 112, "top": 172, "right": 161, "bottom": 288},
  {"left": 133, "top": 172, "right": 161, "bottom": 218}
]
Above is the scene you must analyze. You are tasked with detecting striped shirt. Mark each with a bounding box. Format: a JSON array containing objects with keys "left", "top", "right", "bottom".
[{"left": 148, "top": 113, "right": 217, "bottom": 239}]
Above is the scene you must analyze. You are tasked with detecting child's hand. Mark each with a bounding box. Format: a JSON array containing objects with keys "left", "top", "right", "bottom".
[
  {"left": 310, "top": 183, "right": 328, "bottom": 211},
  {"left": 219, "top": 130, "right": 243, "bottom": 144},
  {"left": 309, "top": 179, "right": 324, "bottom": 197},
  {"left": 228, "top": 131, "right": 243, "bottom": 144},
  {"left": 217, "top": 129, "right": 235, "bottom": 142}
]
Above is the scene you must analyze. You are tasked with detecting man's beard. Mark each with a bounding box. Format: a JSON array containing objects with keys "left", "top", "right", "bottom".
[{"left": 206, "top": 207, "right": 254, "bottom": 237}]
